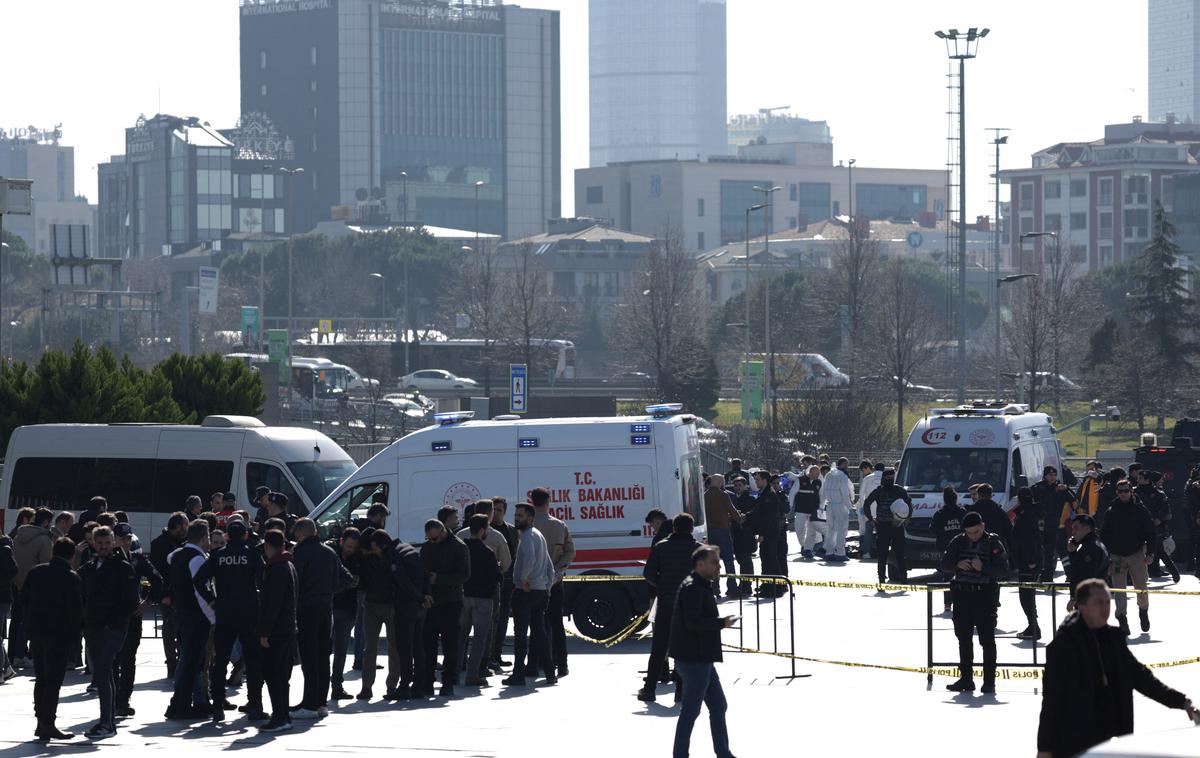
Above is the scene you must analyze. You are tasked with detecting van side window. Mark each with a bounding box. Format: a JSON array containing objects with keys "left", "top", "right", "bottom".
[
  {"left": 153, "top": 460, "right": 235, "bottom": 513},
  {"left": 247, "top": 462, "right": 305, "bottom": 516},
  {"left": 315, "top": 483, "right": 388, "bottom": 539},
  {"left": 10, "top": 457, "right": 167, "bottom": 513},
  {"left": 9, "top": 457, "right": 83, "bottom": 511}
]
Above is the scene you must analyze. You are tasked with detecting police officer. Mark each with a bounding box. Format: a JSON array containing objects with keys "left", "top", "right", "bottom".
[
  {"left": 941, "top": 511, "right": 1008, "bottom": 694},
  {"left": 861, "top": 468, "right": 913, "bottom": 586},
  {"left": 1065, "top": 514, "right": 1109, "bottom": 602},
  {"left": 113, "top": 523, "right": 163, "bottom": 718},
  {"left": 193, "top": 518, "right": 266, "bottom": 722},
  {"left": 1187, "top": 466, "right": 1200, "bottom": 576},
  {"left": 1010, "top": 488, "right": 1044, "bottom": 641}
]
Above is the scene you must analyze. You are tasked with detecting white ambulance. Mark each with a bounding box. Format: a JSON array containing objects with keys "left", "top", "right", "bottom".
[
  {"left": 308, "top": 403, "right": 706, "bottom": 638},
  {"left": 897, "top": 403, "right": 1063, "bottom": 563}
]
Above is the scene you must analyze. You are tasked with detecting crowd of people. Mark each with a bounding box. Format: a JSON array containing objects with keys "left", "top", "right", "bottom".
[{"left": 0, "top": 485, "right": 575, "bottom": 741}]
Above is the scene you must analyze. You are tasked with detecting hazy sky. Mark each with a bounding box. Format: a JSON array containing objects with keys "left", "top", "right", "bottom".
[{"left": 4, "top": 0, "right": 1148, "bottom": 218}]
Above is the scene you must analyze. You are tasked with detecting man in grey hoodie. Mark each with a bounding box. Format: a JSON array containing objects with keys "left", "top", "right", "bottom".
[{"left": 502, "top": 503, "right": 556, "bottom": 687}]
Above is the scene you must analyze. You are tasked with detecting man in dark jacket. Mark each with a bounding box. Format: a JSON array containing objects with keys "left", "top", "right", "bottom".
[
  {"left": 461, "top": 514, "right": 502, "bottom": 686},
  {"left": 149, "top": 512, "right": 188, "bottom": 676},
  {"left": 639, "top": 513, "right": 701, "bottom": 702},
  {"left": 24, "top": 537, "right": 83, "bottom": 741},
  {"left": 1187, "top": 466, "right": 1200, "bottom": 576},
  {"left": 728, "top": 477, "right": 758, "bottom": 596},
  {"left": 165, "top": 520, "right": 216, "bottom": 720},
  {"left": 0, "top": 533, "right": 16, "bottom": 677},
  {"left": 257, "top": 529, "right": 297, "bottom": 734},
  {"left": 862, "top": 468, "right": 914, "bottom": 585},
  {"left": 748, "top": 471, "right": 786, "bottom": 594},
  {"left": 357, "top": 529, "right": 401, "bottom": 701},
  {"left": 968, "top": 483, "right": 1012, "bottom": 550},
  {"left": 1140, "top": 471, "right": 1180, "bottom": 583},
  {"left": 930, "top": 487, "right": 967, "bottom": 614},
  {"left": 670, "top": 545, "right": 738, "bottom": 758},
  {"left": 69, "top": 496, "right": 109, "bottom": 544},
  {"left": 1030, "top": 466, "right": 1076, "bottom": 581},
  {"left": 192, "top": 518, "right": 266, "bottom": 721},
  {"left": 941, "top": 512, "right": 1009, "bottom": 694},
  {"left": 488, "top": 497, "right": 519, "bottom": 670},
  {"left": 1065, "top": 515, "right": 1109, "bottom": 600},
  {"left": 113, "top": 524, "right": 163, "bottom": 718},
  {"left": 1099, "top": 481, "right": 1156, "bottom": 636},
  {"left": 78, "top": 526, "right": 140, "bottom": 738},
  {"left": 420, "top": 518, "right": 470, "bottom": 698},
  {"left": 290, "top": 518, "right": 354, "bottom": 718},
  {"left": 329, "top": 528, "right": 362, "bottom": 701},
  {"left": 1010, "top": 488, "right": 1044, "bottom": 641},
  {"left": 1036, "top": 579, "right": 1195, "bottom": 758},
  {"left": 391, "top": 532, "right": 431, "bottom": 697}
]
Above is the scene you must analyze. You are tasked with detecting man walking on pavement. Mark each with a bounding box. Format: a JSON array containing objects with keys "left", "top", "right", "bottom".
[
  {"left": 822, "top": 458, "right": 854, "bottom": 563},
  {"left": 78, "top": 525, "right": 140, "bottom": 739},
  {"left": 1009, "top": 488, "right": 1044, "bottom": 641},
  {"left": 671, "top": 545, "right": 738, "bottom": 758},
  {"left": 24, "top": 537, "right": 83, "bottom": 742},
  {"left": 703, "top": 474, "right": 742, "bottom": 595},
  {"left": 1100, "top": 480, "right": 1157, "bottom": 636},
  {"left": 460, "top": 514, "right": 502, "bottom": 686},
  {"left": 503, "top": 503, "right": 556, "bottom": 687},
  {"left": 420, "top": 515, "right": 471, "bottom": 697},
  {"left": 531, "top": 487, "right": 575, "bottom": 676},
  {"left": 290, "top": 518, "right": 354, "bottom": 719},
  {"left": 1036, "top": 579, "right": 1197, "bottom": 758},
  {"left": 639, "top": 513, "right": 701, "bottom": 703},
  {"left": 941, "top": 512, "right": 1008, "bottom": 694},
  {"left": 113, "top": 523, "right": 163, "bottom": 718},
  {"left": 1065, "top": 515, "right": 1109, "bottom": 601}
]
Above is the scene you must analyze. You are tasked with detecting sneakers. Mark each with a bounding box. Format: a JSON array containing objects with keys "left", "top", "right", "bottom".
[
  {"left": 291, "top": 707, "right": 320, "bottom": 720},
  {"left": 356, "top": 689, "right": 372, "bottom": 701},
  {"left": 636, "top": 686, "right": 656, "bottom": 702},
  {"left": 244, "top": 709, "right": 270, "bottom": 722},
  {"left": 1139, "top": 608, "right": 1151, "bottom": 632},
  {"left": 259, "top": 719, "right": 292, "bottom": 733},
  {"left": 800, "top": 550, "right": 814, "bottom": 561},
  {"left": 84, "top": 722, "right": 116, "bottom": 739},
  {"left": 946, "top": 678, "right": 975, "bottom": 693}
]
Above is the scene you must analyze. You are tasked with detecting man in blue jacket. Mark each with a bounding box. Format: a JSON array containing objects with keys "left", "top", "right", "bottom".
[{"left": 290, "top": 518, "right": 355, "bottom": 718}]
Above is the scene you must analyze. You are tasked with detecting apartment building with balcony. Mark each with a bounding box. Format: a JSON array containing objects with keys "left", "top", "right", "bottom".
[{"left": 1001, "top": 119, "right": 1200, "bottom": 272}]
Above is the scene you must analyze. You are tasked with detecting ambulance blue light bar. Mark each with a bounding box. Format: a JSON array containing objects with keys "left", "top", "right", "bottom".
[
  {"left": 434, "top": 411, "right": 475, "bottom": 426},
  {"left": 645, "top": 403, "right": 683, "bottom": 418},
  {"left": 631, "top": 435, "right": 652, "bottom": 445},
  {"left": 431, "top": 441, "right": 452, "bottom": 452},
  {"left": 630, "top": 423, "right": 650, "bottom": 433},
  {"left": 519, "top": 437, "right": 540, "bottom": 448}
]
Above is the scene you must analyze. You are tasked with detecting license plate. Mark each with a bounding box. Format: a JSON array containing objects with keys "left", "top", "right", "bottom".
[{"left": 916, "top": 550, "right": 942, "bottom": 564}]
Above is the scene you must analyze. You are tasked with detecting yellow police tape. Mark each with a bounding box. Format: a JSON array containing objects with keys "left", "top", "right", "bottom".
[{"left": 565, "top": 610, "right": 650, "bottom": 647}]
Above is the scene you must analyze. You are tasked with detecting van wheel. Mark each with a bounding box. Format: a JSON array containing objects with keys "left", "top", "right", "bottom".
[{"left": 572, "top": 584, "right": 634, "bottom": 640}]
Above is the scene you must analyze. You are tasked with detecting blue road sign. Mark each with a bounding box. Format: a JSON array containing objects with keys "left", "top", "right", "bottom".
[{"left": 510, "top": 364, "right": 528, "bottom": 414}]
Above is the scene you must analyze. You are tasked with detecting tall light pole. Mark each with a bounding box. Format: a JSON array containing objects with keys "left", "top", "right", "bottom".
[
  {"left": 988, "top": 130, "right": 1009, "bottom": 399},
  {"left": 275, "top": 167, "right": 304, "bottom": 404},
  {"left": 473, "top": 180, "right": 485, "bottom": 249},
  {"left": 997, "top": 267, "right": 1039, "bottom": 401},
  {"left": 753, "top": 185, "right": 781, "bottom": 434},
  {"left": 847, "top": 158, "right": 856, "bottom": 220},
  {"left": 369, "top": 272, "right": 386, "bottom": 320},
  {"left": 936, "top": 26, "right": 989, "bottom": 404},
  {"left": 743, "top": 203, "right": 767, "bottom": 371},
  {"left": 400, "top": 170, "right": 408, "bottom": 227},
  {"left": 258, "top": 165, "right": 273, "bottom": 352}
]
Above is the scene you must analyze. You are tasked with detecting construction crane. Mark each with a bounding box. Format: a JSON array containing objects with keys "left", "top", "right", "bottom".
[{"left": 757, "top": 106, "right": 791, "bottom": 117}]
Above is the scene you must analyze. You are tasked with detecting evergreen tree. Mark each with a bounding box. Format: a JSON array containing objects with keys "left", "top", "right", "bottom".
[
  {"left": 1128, "top": 202, "right": 1195, "bottom": 366},
  {"left": 154, "top": 352, "right": 266, "bottom": 421}
]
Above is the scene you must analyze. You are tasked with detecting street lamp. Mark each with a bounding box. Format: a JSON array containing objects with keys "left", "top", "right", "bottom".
[
  {"left": 752, "top": 185, "right": 781, "bottom": 434},
  {"left": 273, "top": 167, "right": 304, "bottom": 405},
  {"left": 399, "top": 170, "right": 408, "bottom": 227},
  {"left": 988, "top": 130, "right": 1009, "bottom": 399},
  {"left": 369, "top": 272, "right": 386, "bottom": 321},
  {"left": 473, "top": 180, "right": 485, "bottom": 252},
  {"left": 847, "top": 158, "right": 856, "bottom": 221},
  {"left": 935, "top": 26, "right": 989, "bottom": 404},
  {"left": 743, "top": 203, "right": 767, "bottom": 374}
]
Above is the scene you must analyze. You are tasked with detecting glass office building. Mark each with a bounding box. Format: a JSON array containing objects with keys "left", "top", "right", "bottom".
[
  {"left": 240, "top": 0, "right": 560, "bottom": 238},
  {"left": 589, "top": 0, "right": 727, "bottom": 167}
]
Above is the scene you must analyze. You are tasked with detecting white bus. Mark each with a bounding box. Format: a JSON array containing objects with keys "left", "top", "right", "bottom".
[{"left": 0, "top": 416, "right": 358, "bottom": 538}]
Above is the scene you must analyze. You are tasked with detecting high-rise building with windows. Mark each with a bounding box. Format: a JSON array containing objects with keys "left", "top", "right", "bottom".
[
  {"left": 589, "top": 0, "right": 727, "bottom": 167},
  {"left": 239, "top": 0, "right": 560, "bottom": 239},
  {"left": 0, "top": 127, "right": 94, "bottom": 256},
  {"left": 1149, "top": 0, "right": 1200, "bottom": 123}
]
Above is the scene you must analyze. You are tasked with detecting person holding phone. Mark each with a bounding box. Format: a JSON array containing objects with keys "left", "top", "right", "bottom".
[{"left": 670, "top": 545, "right": 738, "bottom": 758}]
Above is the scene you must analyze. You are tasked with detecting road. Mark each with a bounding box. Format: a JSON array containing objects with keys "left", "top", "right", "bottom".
[{"left": 2, "top": 536, "right": 1198, "bottom": 756}]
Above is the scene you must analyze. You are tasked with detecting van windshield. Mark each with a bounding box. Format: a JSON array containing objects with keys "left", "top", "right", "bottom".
[
  {"left": 897, "top": 449, "right": 1008, "bottom": 494},
  {"left": 288, "top": 460, "right": 359, "bottom": 507}
]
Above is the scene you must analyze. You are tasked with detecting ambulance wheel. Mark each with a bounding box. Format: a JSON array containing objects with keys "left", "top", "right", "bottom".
[{"left": 572, "top": 585, "right": 634, "bottom": 640}]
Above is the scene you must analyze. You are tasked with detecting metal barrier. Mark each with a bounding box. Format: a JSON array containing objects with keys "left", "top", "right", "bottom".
[
  {"left": 723, "top": 573, "right": 808, "bottom": 681},
  {"left": 925, "top": 581, "right": 1066, "bottom": 686}
]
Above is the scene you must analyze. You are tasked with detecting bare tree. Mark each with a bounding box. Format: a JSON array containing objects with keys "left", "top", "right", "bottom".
[
  {"left": 1005, "top": 275, "right": 1054, "bottom": 411},
  {"left": 454, "top": 243, "right": 502, "bottom": 395},
  {"left": 612, "top": 225, "right": 705, "bottom": 397},
  {"left": 1091, "top": 322, "right": 1174, "bottom": 434},
  {"left": 830, "top": 221, "right": 881, "bottom": 394},
  {"left": 874, "top": 259, "right": 940, "bottom": 447},
  {"left": 497, "top": 243, "right": 571, "bottom": 373}
]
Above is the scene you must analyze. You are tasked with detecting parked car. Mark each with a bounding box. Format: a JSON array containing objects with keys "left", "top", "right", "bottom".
[
  {"left": 377, "top": 394, "right": 431, "bottom": 422},
  {"left": 383, "top": 391, "right": 435, "bottom": 410},
  {"left": 604, "top": 370, "right": 653, "bottom": 384},
  {"left": 857, "top": 375, "right": 937, "bottom": 396},
  {"left": 693, "top": 417, "right": 728, "bottom": 447},
  {"left": 398, "top": 369, "right": 478, "bottom": 392}
]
